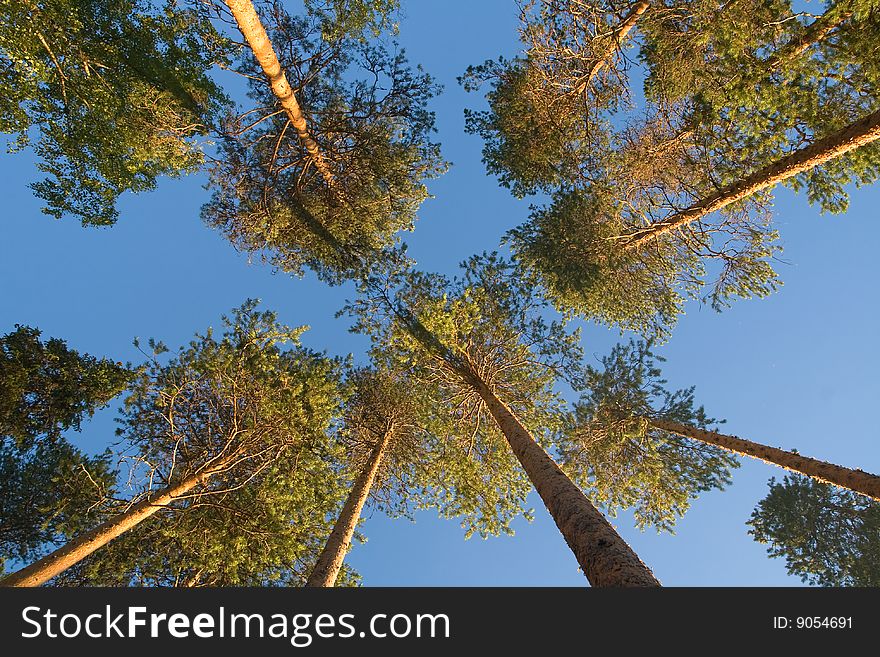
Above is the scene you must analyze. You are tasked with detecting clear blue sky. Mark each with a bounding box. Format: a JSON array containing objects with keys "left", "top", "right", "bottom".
[{"left": 2, "top": 0, "right": 878, "bottom": 586}]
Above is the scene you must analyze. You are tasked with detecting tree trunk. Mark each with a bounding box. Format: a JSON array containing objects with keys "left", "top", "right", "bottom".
[
  {"left": 469, "top": 375, "right": 660, "bottom": 587},
  {"left": 650, "top": 418, "right": 880, "bottom": 501},
  {"left": 179, "top": 568, "right": 204, "bottom": 588},
  {"left": 765, "top": 5, "right": 852, "bottom": 70},
  {"left": 618, "top": 107, "right": 880, "bottom": 251},
  {"left": 224, "top": 0, "right": 338, "bottom": 193},
  {"left": 573, "top": 1, "right": 649, "bottom": 95},
  {"left": 306, "top": 428, "right": 393, "bottom": 587},
  {"left": 0, "top": 471, "right": 211, "bottom": 587}
]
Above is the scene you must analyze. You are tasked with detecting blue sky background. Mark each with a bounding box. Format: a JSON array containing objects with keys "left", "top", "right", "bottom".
[{"left": 2, "top": 0, "right": 878, "bottom": 585}]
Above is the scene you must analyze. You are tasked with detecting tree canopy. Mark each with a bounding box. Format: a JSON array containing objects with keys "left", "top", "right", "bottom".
[
  {"left": 560, "top": 340, "right": 738, "bottom": 532},
  {"left": 1, "top": 0, "right": 229, "bottom": 225},
  {"left": 749, "top": 474, "right": 880, "bottom": 586},
  {"left": 343, "top": 254, "right": 586, "bottom": 538},
  {"left": 466, "top": 0, "right": 880, "bottom": 338},
  {"left": 203, "top": 0, "right": 445, "bottom": 283}
]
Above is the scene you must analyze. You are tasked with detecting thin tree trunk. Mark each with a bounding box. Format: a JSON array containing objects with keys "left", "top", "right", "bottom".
[
  {"left": 180, "top": 568, "right": 204, "bottom": 588},
  {"left": 765, "top": 5, "right": 853, "bottom": 70},
  {"left": 306, "top": 428, "right": 393, "bottom": 587},
  {"left": 617, "top": 108, "right": 880, "bottom": 250},
  {"left": 225, "top": 0, "right": 338, "bottom": 192},
  {"left": 0, "top": 471, "right": 211, "bottom": 587},
  {"left": 573, "top": 1, "right": 649, "bottom": 95},
  {"left": 650, "top": 418, "right": 880, "bottom": 501},
  {"left": 468, "top": 374, "right": 660, "bottom": 587}
]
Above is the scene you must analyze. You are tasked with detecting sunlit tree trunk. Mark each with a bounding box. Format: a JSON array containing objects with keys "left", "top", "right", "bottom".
[
  {"left": 618, "top": 108, "right": 880, "bottom": 250},
  {"left": 306, "top": 427, "right": 394, "bottom": 587},
  {"left": 572, "top": 1, "right": 650, "bottom": 95},
  {"left": 180, "top": 568, "right": 204, "bottom": 587},
  {"left": 765, "top": 4, "right": 853, "bottom": 70},
  {"left": 224, "top": 0, "right": 338, "bottom": 191},
  {"left": 468, "top": 373, "right": 661, "bottom": 587},
  {"left": 0, "top": 471, "right": 212, "bottom": 587},
  {"left": 650, "top": 418, "right": 880, "bottom": 501}
]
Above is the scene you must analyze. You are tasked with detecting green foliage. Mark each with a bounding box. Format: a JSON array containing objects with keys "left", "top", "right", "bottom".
[
  {"left": 0, "top": 325, "right": 132, "bottom": 447},
  {"left": 0, "top": 325, "right": 126, "bottom": 572},
  {"left": 0, "top": 439, "right": 115, "bottom": 573},
  {"left": 344, "top": 254, "right": 584, "bottom": 538},
  {"left": 120, "top": 300, "right": 343, "bottom": 484},
  {"left": 462, "top": 56, "right": 606, "bottom": 197},
  {"left": 509, "top": 190, "right": 697, "bottom": 340},
  {"left": 304, "top": 0, "right": 401, "bottom": 40},
  {"left": 462, "top": 0, "right": 638, "bottom": 198},
  {"left": 466, "top": 1, "right": 880, "bottom": 338},
  {"left": 560, "top": 341, "right": 739, "bottom": 531},
  {"left": 332, "top": 366, "right": 430, "bottom": 521},
  {"left": 203, "top": 5, "right": 445, "bottom": 283},
  {"left": 0, "top": 0, "right": 229, "bottom": 225},
  {"left": 55, "top": 301, "right": 354, "bottom": 586},
  {"left": 510, "top": 184, "right": 782, "bottom": 340},
  {"left": 748, "top": 474, "right": 880, "bottom": 586},
  {"left": 56, "top": 458, "right": 357, "bottom": 586},
  {"left": 641, "top": 0, "right": 880, "bottom": 212}
]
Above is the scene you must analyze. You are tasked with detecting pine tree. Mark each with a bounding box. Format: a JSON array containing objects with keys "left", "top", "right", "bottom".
[
  {"left": 306, "top": 367, "right": 415, "bottom": 587},
  {"left": 204, "top": 0, "right": 444, "bottom": 283},
  {"left": 53, "top": 455, "right": 358, "bottom": 586},
  {"left": 573, "top": 341, "right": 880, "bottom": 510},
  {"left": 308, "top": 359, "right": 555, "bottom": 587},
  {"left": 561, "top": 341, "right": 739, "bottom": 532},
  {"left": 0, "top": 326, "right": 130, "bottom": 573},
  {"left": 345, "top": 254, "right": 660, "bottom": 586},
  {"left": 0, "top": 301, "right": 346, "bottom": 587},
  {"left": 1, "top": 0, "right": 229, "bottom": 225},
  {"left": 0, "top": 325, "right": 132, "bottom": 447},
  {"left": 748, "top": 474, "right": 880, "bottom": 586},
  {"left": 466, "top": 1, "right": 880, "bottom": 337}
]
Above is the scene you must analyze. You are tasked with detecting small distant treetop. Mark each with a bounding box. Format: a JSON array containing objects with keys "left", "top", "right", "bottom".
[{"left": 749, "top": 474, "right": 880, "bottom": 586}]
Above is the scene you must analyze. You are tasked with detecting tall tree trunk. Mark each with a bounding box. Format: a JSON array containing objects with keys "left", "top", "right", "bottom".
[
  {"left": 0, "top": 471, "right": 211, "bottom": 587},
  {"left": 391, "top": 306, "right": 658, "bottom": 585},
  {"left": 573, "top": 1, "right": 649, "bottom": 95},
  {"left": 306, "top": 428, "right": 393, "bottom": 587},
  {"left": 650, "top": 418, "right": 880, "bottom": 501},
  {"left": 224, "top": 0, "right": 338, "bottom": 192},
  {"left": 467, "top": 374, "right": 660, "bottom": 587},
  {"left": 617, "top": 107, "right": 880, "bottom": 251}
]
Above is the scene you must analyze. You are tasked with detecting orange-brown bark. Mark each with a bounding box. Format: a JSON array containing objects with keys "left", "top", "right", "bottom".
[
  {"left": 0, "top": 471, "right": 211, "bottom": 587},
  {"left": 651, "top": 418, "right": 880, "bottom": 501},
  {"left": 470, "top": 375, "right": 660, "bottom": 587},
  {"left": 225, "top": 0, "right": 338, "bottom": 192},
  {"left": 306, "top": 428, "right": 393, "bottom": 587},
  {"left": 573, "top": 1, "right": 649, "bottom": 95},
  {"left": 617, "top": 108, "right": 880, "bottom": 251}
]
